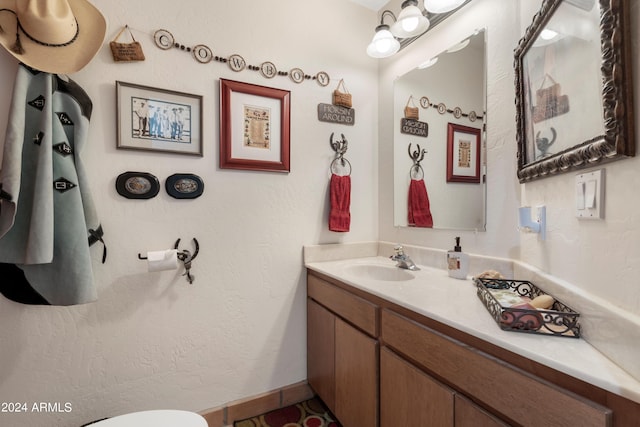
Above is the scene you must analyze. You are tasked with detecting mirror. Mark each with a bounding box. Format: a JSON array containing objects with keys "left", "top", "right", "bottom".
[
  {"left": 515, "top": 0, "right": 635, "bottom": 182},
  {"left": 393, "top": 29, "right": 486, "bottom": 231}
]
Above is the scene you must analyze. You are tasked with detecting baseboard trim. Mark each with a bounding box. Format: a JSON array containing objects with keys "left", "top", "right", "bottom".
[{"left": 199, "top": 381, "right": 314, "bottom": 427}]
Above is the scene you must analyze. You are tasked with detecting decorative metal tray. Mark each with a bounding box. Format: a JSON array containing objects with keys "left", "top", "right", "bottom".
[{"left": 474, "top": 277, "right": 581, "bottom": 338}]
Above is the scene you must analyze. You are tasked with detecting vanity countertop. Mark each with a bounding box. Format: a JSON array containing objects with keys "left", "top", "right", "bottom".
[{"left": 305, "top": 254, "right": 640, "bottom": 405}]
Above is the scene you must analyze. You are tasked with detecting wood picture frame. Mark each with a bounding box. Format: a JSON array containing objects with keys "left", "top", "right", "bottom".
[
  {"left": 447, "top": 123, "right": 481, "bottom": 183},
  {"left": 219, "top": 79, "right": 291, "bottom": 172},
  {"left": 116, "top": 81, "right": 203, "bottom": 156}
]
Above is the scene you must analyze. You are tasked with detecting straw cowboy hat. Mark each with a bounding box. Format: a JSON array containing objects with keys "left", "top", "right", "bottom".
[{"left": 0, "top": 0, "right": 106, "bottom": 74}]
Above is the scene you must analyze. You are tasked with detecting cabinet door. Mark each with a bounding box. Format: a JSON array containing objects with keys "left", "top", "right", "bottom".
[
  {"left": 455, "top": 394, "right": 509, "bottom": 427},
  {"left": 335, "top": 317, "right": 378, "bottom": 427},
  {"left": 307, "top": 299, "right": 336, "bottom": 411},
  {"left": 382, "top": 309, "right": 612, "bottom": 427},
  {"left": 380, "top": 347, "right": 454, "bottom": 427}
]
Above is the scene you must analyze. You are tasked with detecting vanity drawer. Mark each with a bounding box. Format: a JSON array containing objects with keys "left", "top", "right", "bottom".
[
  {"left": 307, "top": 273, "right": 378, "bottom": 337},
  {"left": 381, "top": 309, "right": 612, "bottom": 427}
]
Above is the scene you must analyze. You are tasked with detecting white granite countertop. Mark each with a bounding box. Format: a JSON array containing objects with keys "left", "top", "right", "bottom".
[{"left": 305, "top": 249, "right": 640, "bottom": 405}]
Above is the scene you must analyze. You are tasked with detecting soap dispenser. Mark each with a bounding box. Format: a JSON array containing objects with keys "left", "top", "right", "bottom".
[{"left": 447, "top": 237, "right": 469, "bottom": 280}]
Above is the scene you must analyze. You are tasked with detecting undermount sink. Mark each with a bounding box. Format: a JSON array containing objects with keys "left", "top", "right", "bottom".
[{"left": 344, "top": 263, "right": 414, "bottom": 282}]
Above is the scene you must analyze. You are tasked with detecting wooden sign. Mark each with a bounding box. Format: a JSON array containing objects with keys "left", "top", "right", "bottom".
[
  {"left": 317, "top": 103, "right": 355, "bottom": 126},
  {"left": 401, "top": 118, "right": 428, "bottom": 137}
]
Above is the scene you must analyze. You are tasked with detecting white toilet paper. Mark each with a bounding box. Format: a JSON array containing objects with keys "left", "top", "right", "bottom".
[{"left": 147, "top": 249, "right": 179, "bottom": 272}]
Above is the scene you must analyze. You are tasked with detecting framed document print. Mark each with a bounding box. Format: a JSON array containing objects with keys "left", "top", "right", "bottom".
[
  {"left": 447, "top": 123, "right": 481, "bottom": 183},
  {"left": 219, "top": 79, "right": 291, "bottom": 172}
]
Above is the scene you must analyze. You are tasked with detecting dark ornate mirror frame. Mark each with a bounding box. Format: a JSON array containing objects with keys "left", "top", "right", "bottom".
[{"left": 514, "top": 0, "right": 635, "bottom": 183}]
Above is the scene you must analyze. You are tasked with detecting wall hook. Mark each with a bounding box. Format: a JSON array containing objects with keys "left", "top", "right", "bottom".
[
  {"left": 329, "top": 132, "right": 352, "bottom": 176},
  {"left": 518, "top": 206, "right": 546, "bottom": 240},
  {"left": 175, "top": 238, "right": 199, "bottom": 284},
  {"left": 408, "top": 143, "right": 427, "bottom": 166},
  {"left": 408, "top": 143, "right": 427, "bottom": 179},
  {"left": 330, "top": 132, "right": 348, "bottom": 159},
  {"left": 174, "top": 238, "right": 199, "bottom": 261}
]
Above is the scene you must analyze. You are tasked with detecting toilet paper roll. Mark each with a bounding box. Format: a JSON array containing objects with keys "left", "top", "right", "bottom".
[{"left": 147, "top": 249, "right": 179, "bottom": 272}]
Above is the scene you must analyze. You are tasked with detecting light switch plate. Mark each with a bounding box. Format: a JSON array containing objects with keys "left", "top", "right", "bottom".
[{"left": 575, "top": 169, "right": 604, "bottom": 219}]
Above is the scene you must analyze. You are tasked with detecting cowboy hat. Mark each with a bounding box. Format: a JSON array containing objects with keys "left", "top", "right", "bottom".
[{"left": 0, "top": 0, "right": 106, "bottom": 74}]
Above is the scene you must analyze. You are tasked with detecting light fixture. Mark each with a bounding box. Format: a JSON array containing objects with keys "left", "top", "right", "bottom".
[
  {"left": 533, "top": 28, "right": 561, "bottom": 47},
  {"left": 424, "top": 0, "right": 466, "bottom": 14},
  {"left": 417, "top": 57, "right": 438, "bottom": 69},
  {"left": 366, "top": 11, "right": 400, "bottom": 58},
  {"left": 391, "top": 0, "right": 430, "bottom": 38},
  {"left": 446, "top": 38, "right": 469, "bottom": 53},
  {"left": 540, "top": 28, "right": 559, "bottom": 41},
  {"left": 367, "top": 1, "right": 469, "bottom": 59}
]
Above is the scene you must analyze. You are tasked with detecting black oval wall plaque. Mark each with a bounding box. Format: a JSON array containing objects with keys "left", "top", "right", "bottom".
[
  {"left": 116, "top": 172, "right": 160, "bottom": 199},
  {"left": 165, "top": 174, "right": 204, "bottom": 199}
]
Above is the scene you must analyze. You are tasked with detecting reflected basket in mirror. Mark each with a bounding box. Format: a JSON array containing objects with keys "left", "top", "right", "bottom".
[
  {"left": 532, "top": 74, "right": 569, "bottom": 123},
  {"left": 404, "top": 95, "right": 419, "bottom": 120}
]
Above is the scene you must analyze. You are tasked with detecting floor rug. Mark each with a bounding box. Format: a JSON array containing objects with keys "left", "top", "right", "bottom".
[{"left": 234, "top": 397, "right": 342, "bottom": 427}]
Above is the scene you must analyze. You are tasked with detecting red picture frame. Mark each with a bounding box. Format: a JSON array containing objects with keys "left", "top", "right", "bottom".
[
  {"left": 446, "top": 123, "right": 481, "bottom": 183},
  {"left": 219, "top": 79, "right": 291, "bottom": 172}
]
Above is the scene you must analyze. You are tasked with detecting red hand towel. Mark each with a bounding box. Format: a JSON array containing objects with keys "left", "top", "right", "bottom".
[
  {"left": 329, "top": 174, "right": 351, "bottom": 232},
  {"left": 408, "top": 178, "right": 433, "bottom": 228}
]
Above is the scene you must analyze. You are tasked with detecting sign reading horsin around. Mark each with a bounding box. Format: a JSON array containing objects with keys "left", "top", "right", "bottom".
[
  {"left": 400, "top": 118, "right": 428, "bottom": 137},
  {"left": 317, "top": 103, "right": 355, "bottom": 126}
]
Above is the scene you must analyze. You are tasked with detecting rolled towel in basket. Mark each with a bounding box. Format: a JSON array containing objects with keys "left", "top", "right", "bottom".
[
  {"left": 329, "top": 174, "right": 351, "bottom": 232},
  {"left": 408, "top": 179, "right": 433, "bottom": 228}
]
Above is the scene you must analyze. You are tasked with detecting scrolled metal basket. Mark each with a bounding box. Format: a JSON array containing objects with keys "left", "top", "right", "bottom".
[{"left": 474, "top": 277, "right": 581, "bottom": 338}]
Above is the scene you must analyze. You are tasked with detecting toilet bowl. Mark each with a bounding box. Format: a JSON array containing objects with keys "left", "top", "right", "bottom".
[{"left": 86, "top": 409, "right": 207, "bottom": 426}]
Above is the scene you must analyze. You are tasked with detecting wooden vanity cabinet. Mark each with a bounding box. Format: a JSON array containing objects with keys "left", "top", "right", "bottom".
[
  {"left": 380, "top": 346, "right": 507, "bottom": 427},
  {"left": 307, "top": 274, "right": 378, "bottom": 427},
  {"left": 380, "top": 346, "right": 454, "bottom": 426},
  {"left": 307, "top": 270, "right": 639, "bottom": 427},
  {"left": 307, "top": 299, "right": 335, "bottom": 409},
  {"left": 381, "top": 309, "right": 612, "bottom": 427},
  {"left": 454, "top": 394, "right": 511, "bottom": 427}
]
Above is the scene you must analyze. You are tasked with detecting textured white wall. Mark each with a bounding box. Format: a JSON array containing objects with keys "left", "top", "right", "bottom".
[
  {"left": 379, "top": 0, "right": 640, "bottom": 315},
  {"left": 0, "top": 1, "right": 378, "bottom": 426},
  {"left": 1, "top": 0, "right": 639, "bottom": 425}
]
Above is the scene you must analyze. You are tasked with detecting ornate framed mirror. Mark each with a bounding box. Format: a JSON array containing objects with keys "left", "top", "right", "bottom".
[{"left": 514, "top": 0, "right": 634, "bottom": 182}]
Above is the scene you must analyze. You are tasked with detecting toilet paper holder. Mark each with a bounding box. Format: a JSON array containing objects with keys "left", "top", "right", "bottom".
[{"left": 138, "top": 238, "right": 199, "bottom": 284}]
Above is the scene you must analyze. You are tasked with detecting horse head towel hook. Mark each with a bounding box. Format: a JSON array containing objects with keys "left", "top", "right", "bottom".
[
  {"left": 174, "top": 238, "right": 199, "bottom": 284},
  {"left": 408, "top": 143, "right": 427, "bottom": 179},
  {"left": 408, "top": 143, "right": 427, "bottom": 166},
  {"left": 329, "top": 132, "right": 348, "bottom": 159},
  {"left": 329, "top": 132, "right": 351, "bottom": 176}
]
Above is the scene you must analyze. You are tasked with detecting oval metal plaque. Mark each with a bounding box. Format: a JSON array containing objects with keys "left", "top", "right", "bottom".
[
  {"left": 116, "top": 172, "right": 160, "bottom": 199},
  {"left": 165, "top": 173, "right": 204, "bottom": 199}
]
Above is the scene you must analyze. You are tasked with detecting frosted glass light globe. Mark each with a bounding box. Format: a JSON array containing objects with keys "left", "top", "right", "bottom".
[{"left": 424, "top": 0, "right": 466, "bottom": 14}]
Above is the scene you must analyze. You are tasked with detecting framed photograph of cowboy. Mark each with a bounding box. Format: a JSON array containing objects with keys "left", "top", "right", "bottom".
[
  {"left": 219, "top": 79, "right": 290, "bottom": 172},
  {"left": 116, "top": 81, "right": 203, "bottom": 156},
  {"left": 446, "top": 123, "right": 481, "bottom": 183}
]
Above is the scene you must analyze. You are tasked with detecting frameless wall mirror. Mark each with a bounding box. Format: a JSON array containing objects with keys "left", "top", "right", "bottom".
[
  {"left": 393, "top": 29, "right": 486, "bottom": 231},
  {"left": 515, "top": 0, "right": 635, "bottom": 182}
]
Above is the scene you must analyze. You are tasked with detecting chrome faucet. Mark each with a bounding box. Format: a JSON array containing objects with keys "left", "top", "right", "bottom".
[{"left": 390, "top": 245, "right": 419, "bottom": 271}]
